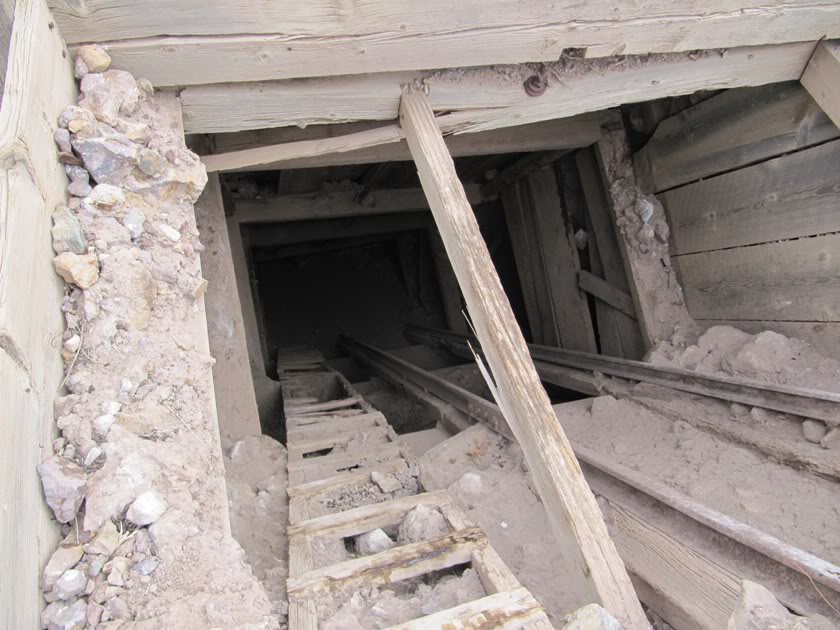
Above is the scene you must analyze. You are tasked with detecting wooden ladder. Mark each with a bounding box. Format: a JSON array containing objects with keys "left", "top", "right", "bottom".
[{"left": 278, "top": 348, "right": 555, "bottom": 629}]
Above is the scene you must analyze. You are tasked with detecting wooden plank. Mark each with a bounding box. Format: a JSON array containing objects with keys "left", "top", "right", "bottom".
[
  {"left": 195, "top": 174, "right": 262, "bottom": 438},
  {"left": 801, "top": 40, "right": 840, "bottom": 128},
  {"left": 288, "top": 426, "right": 393, "bottom": 462},
  {"left": 428, "top": 228, "right": 466, "bottom": 334},
  {"left": 528, "top": 167, "right": 597, "bottom": 352},
  {"left": 190, "top": 43, "right": 812, "bottom": 145},
  {"left": 578, "top": 270, "right": 636, "bottom": 319},
  {"left": 675, "top": 234, "right": 840, "bottom": 322},
  {"left": 226, "top": 217, "right": 266, "bottom": 372},
  {"left": 484, "top": 150, "right": 570, "bottom": 195},
  {"left": 287, "top": 443, "right": 402, "bottom": 474},
  {"left": 634, "top": 82, "right": 840, "bottom": 193},
  {"left": 288, "top": 527, "right": 486, "bottom": 596},
  {"left": 289, "top": 490, "right": 452, "bottom": 540},
  {"left": 0, "top": 0, "right": 13, "bottom": 107},
  {"left": 209, "top": 116, "right": 605, "bottom": 164},
  {"left": 501, "top": 182, "right": 547, "bottom": 344},
  {"left": 661, "top": 139, "right": 840, "bottom": 255},
  {"left": 399, "top": 89, "right": 648, "bottom": 629},
  {"left": 0, "top": 1, "right": 75, "bottom": 628},
  {"left": 48, "top": 1, "right": 840, "bottom": 86},
  {"left": 286, "top": 459, "right": 408, "bottom": 501},
  {"left": 383, "top": 588, "right": 546, "bottom": 630},
  {"left": 235, "top": 185, "right": 486, "bottom": 224},
  {"left": 285, "top": 396, "right": 362, "bottom": 415},
  {"left": 286, "top": 413, "right": 386, "bottom": 442}
]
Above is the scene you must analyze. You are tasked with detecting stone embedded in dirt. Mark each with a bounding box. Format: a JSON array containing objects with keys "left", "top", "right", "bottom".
[
  {"left": 54, "top": 251, "right": 100, "bottom": 289},
  {"left": 821, "top": 427, "right": 840, "bottom": 450},
  {"left": 122, "top": 208, "right": 146, "bottom": 239},
  {"left": 138, "top": 148, "right": 168, "bottom": 177},
  {"left": 370, "top": 470, "right": 402, "bottom": 493},
  {"left": 66, "top": 165, "right": 93, "bottom": 198},
  {"left": 85, "top": 520, "right": 121, "bottom": 557},
  {"left": 562, "top": 603, "right": 622, "bottom": 629},
  {"left": 88, "top": 183, "right": 126, "bottom": 207},
  {"left": 105, "top": 596, "right": 132, "bottom": 621},
  {"left": 802, "top": 419, "right": 828, "bottom": 444},
  {"left": 42, "top": 599, "right": 87, "bottom": 630},
  {"left": 355, "top": 528, "right": 395, "bottom": 556},
  {"left": 77, "top": 44, "right": 112, "bottom": 74},
  {"left": 59, "top": 106, "right": 97, "bottom": 131},
  {"left": 52, "top": 569, "right": 88, "bottom": 600},
  {"left": 79, "top": 71, "right": 141, "bottom": 126},
  {"left": 727, "top": 580, "right": 810, "bottom": 629},
  {"left": 158, "top": 223, "right": 181, "bottom": 242},
  {"left": 71, "top": 122, "right": 140, "bottom": 185},
  {"left": 131, "top": 556, "right": 160, "bottom": 576},
  {"left": 93, "top": 414, "right": 115, "bottom": 436},
  {"left": 52, "top": 205, "right": 87, "bottom": 255},
  {"left": 126, "top": 490, "right": 168, "bottom": 526},
  {"left": 43, "top": 544, "right": 85, "bottom": 590},
  {"left": 457, "top": 471, "right": 483, "bottom": 495},
  {"left": 398, "top": 504, "right": 448, "bottom": 544},
  {"left": 38, "top": 456, "right": 87, "bottom": 523}
]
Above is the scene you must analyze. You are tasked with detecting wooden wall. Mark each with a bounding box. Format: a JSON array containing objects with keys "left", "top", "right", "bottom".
[
  {"left": 637, "top": 82, "right": 840, "bottom": 353},
  {"left": 0, "top": 1, "right": 75, "bottom": 627}
]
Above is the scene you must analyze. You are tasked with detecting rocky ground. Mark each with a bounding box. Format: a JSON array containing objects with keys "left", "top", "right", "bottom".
[{"left": 38, "top": 45, "right": 279, "bottom": 629}]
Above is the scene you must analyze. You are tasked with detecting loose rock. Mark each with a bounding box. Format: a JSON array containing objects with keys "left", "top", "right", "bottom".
[
  {"left": 71, "top": 123, "right": 139, "bottom": 185},
  {"left": 727, "top": 580, "right": 810, "bottom": 629},
  {"left": 88, "top": 183, "right": 126, "bottom": 207},
  {"left": 370, "top": 470, "right": 402, "bottom": 493},
  {"left": 51, "top": 205, "right": 87, "bottom": 255},
  {"left": 802, "top": 419, "right": 827, "bottom": 444},
  {"left": 38, "top": 456, "right": 87, "bottom": 523},
  {"left": 76, "top": 44, "right": 112, "bottom": 74},
  {"left": 398, "top": 504, "right": 448, "bottom": 544},
  {"left": 54, "top": 128, "right": 73, "bottom": 154},
  {"left": 43, "top": 544, "right": 85, "bottom": 590},
  {"left": 562, "top": 604, "right": 623, "bottom": 629},
  {"left": 42, "top": 599, "right": 87, "bottom": 630},
  {"left": 355, "top": 528, "right": 395, "bottom": 556},
  {"left": 79, "top": 71, "right": 140, "bottom": 126},
  {"left": 85, "top": 520, "right": 121, "bottom": 557},
  {"left": 53, "top": 569, "right": 88, "bottom": 600},
  {"left": 158, "top": 223, "right": 181, "bottom": 242},
  {"left": 138, "top": 148, "right": 168, "bottom": 177},
  {"left": 126, "top": 490, "right": 167, "bottom": 526},
  {"left": 54, "top": 251, "right": 100, "bottom": 289}
]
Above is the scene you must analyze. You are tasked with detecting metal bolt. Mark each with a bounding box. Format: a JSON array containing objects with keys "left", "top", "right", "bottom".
[{"left": 524, "top": 75, "right": 547, "bottom": 97}]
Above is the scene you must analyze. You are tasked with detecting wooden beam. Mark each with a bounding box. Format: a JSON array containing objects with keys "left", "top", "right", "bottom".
[
  {"left": 234, "top": 185, "right": 487, "bottom": 224},
  {"left": 398, "top": 89, "right": 648, "bottom": 628},
  {"left": 801, "top": 40, "right": 840, "bottom": 128},
  {"left": 195, "top": 174, "right": 262, "bottom": 439},
  {"left": 0, "top": 0, "right": 13, "bottom": 107},
  {"left": 576, "top": 148, "right": 645, "bottom": 359},
  {"left": 428, "top": 228, "right": 466, "bottom": 334},
  {"left": 578, "top": 270, "right": 636, "bottom": 320},
  {"left": 483, "top": 150, "right": 570, "bottom": 195},
  {"left": 634, "top": 82, "right": 840, "bottom": 193},
  {"left": 48, "top": 1, "right": 840, "bottom": 86},
  {"left": 189, "top": 43, "right": 812, "bottom": 139}
]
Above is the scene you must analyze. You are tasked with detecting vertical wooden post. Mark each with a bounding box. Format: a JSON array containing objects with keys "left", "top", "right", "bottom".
[
  {"left": 428, "top": 228, "right": 466, "bottom": 333},
  {"left": 399, "top": 89, "right": 648, "bottom": 629},
  {"left": 801, "top": 40, "right": 840, "bottom": 128}
]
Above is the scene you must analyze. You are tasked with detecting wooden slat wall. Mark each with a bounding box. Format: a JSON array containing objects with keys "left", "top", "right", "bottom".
[{"left": 646, "top": 84, "right": 840, "bottom": 356}]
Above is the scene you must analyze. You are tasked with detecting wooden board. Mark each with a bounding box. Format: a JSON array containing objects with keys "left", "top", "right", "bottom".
[
  {"left": 578, "top": 270, "right": 636, "bottom": 320},
  {"left": 46, "top": 1, "right": 840, "bottom": 87},
  {"left": 399, "top": 89, "right": 648, "bottom": 629},
  {"left": 235, "top": 185, "right": 486, "bottom": 224},
  {"left": 675, "top": 234, "right": 840, "bottom": 321},
  {"left": 634, "top": 82, "right": 840, "bottom": 193},
  {"left": 801, "top": 40, "right": 840, "bottom": 128},
  {"left": 191, "top": 43, "right": 812, "bottom": 143},
  {"left": 528, "top": 167, "right": 597, "bottom": 352},
  {"left": 226, "top": 217, "right": 267, "bottom": 372},
  {"left": 0, "top": 1, "right": 75, "bottom": 628},
  {"left": 661, "top": 139, "right": 840, "bottom": 255}
]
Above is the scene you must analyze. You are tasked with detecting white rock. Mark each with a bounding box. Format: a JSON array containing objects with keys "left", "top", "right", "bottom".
[
  {"left": 457, "top": 471, "right": 483, "bottom": 495},
  {"left": 126, "top": 490, "right": 167, "bottom": 526},
  {"left": 53, "top": 569, "right": 87, "bottom": 600},
  {"left": 84, "top": 446, "right": 103, "bottom": 467},
  {"left": 562, "top": 603, "right": 623, "bottom": 629},
  {"left": 43, "top": 544, "right": 84, "bottom": 590},
  {"left": 88, "top": 184, "right": 125, "bottom": 207},
  {"left": 122, "top": 208, "right": 146, "bottom": 239},
  {"left": 158, "top": 223, "right": 181, "bottom": 242},
  {"left": 54, "top": 252, "right": 99, "bottom": 289},
  {"left": 356, "top": 528, "right": 394, "bottom": 556},
  {"left": 37, "top": 456, "right": 87, "bottom": 523},
  {"left": 42, "top": 599, "right": 87, "bottom": 630},
  {"left": 93, "top": 414, "right": 115, "bottom": 436},
  {"left": 398, "top": 504, "right": 448, "bottom": 544},
  {"left": 370, "top": 470, "right": 402, "bottom": 494},
  {"left": 802, "top": 419, "right": 828, "bottom": 444}
]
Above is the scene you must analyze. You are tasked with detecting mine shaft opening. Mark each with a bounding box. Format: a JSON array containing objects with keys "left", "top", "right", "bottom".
[{"left": 222, "top": 148, "right": 604, "bottom": 442}]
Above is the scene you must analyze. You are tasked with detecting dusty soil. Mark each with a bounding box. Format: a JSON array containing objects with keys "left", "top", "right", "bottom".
[{"left": 39, "top": 48, "right": 278, "bottom": 629}]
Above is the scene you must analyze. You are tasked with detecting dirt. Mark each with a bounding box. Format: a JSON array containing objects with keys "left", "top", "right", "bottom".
[
  {"left": 418, "top": 424, "right": 590, "bottom": 625},
  {"left": 39, "top": 51, "right": 279, "bottom": 629},
  {"left": 556, "top": 395, "right": 840, "bottom": 563}
]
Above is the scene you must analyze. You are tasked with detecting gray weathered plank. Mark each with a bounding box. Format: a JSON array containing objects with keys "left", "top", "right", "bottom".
[{"left": 801, "top": 40, "right": 840, "bottom": 128}]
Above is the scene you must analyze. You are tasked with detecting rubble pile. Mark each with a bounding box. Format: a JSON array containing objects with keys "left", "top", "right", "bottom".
[{"left": 38, "top": 44, "right": 279, "bottom": 629}]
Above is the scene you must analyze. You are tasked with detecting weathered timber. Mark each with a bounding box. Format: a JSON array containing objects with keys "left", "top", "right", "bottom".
[{"left": 801, "top": 40, "right": 840, "bottom": 128}]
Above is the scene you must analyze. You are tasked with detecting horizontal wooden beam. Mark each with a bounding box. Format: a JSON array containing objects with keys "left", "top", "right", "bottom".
[
  {"left": 234, "top": 185, "right": 488, "bottom": 224},
  {"left": 578, "top": 270, "right": 637, "bottom": 319},
  {"left": 801, "top": 40, "right": 840, "bottom": 127},
  {"left": 49, "top": 1, "right": 840, "bottom": 86},
  {"left": 200, "top": 43, "right": 814, "bottom": 172},
  {"left": 187, "top": 44, "right": 812, "bottom": 135}
]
